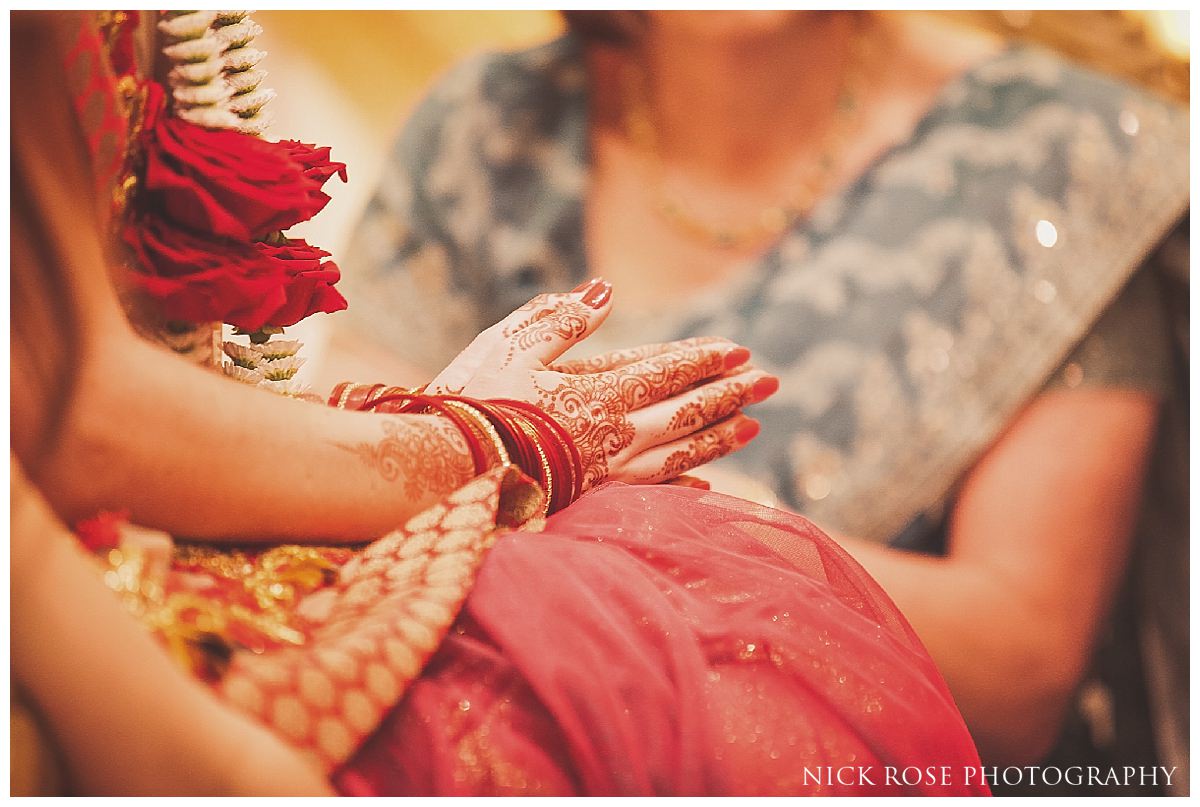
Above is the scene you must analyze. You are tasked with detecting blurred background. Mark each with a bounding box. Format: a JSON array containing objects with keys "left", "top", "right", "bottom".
[
  {"left": 256, "top": 11, "right": 562, "bottom": 384},
  {"left": 253, "top": 10, "right": 1189, "bottom": 390}
]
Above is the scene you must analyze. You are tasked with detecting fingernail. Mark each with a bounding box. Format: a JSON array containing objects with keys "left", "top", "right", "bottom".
[
  {"left": 582, "top": 279, "right": 613, "bottom": 309},
  {"left": 571, "top": 277, "right": 600, "bottom": 293},
  {"left": 750, "top": 375, "right": 780, "bottom": 403},
  {"left": 735, "top": 418, "right": 761, "bottom": 445},
  {"left": 724, "top": 347, "right": 751, "bottom": 370}
]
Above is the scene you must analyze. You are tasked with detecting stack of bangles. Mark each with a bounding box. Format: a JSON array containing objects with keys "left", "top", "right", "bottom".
[{"left": 328, "top": 382, "right": 583, "bottom": 516}]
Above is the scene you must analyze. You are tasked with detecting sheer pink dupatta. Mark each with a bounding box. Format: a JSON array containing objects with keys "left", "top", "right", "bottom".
[{"left": 336, "top": 483, "right": 989, "bottom": 795}]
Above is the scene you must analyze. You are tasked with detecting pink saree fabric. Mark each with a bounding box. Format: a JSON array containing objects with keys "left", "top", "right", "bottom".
[{"left": 333, "top": 483, "right": 988, "bottom": 795}]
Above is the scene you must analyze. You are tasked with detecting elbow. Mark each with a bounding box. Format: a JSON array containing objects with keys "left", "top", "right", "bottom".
[
  {"left": 970, "top": 623, "right": 1091, "bottom": 766},
  {"left": 977, "top": 672, "right": 1077, "bottom": 765},
  {"left": 23, "top": 331, "right": 133, "bottom": 524}
]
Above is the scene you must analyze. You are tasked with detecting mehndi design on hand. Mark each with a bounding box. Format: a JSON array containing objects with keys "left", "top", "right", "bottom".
[
  {"left": 337, "top": 417, "right": 475, "bottom": 501},
  {"left": 549, "top": 336, "right": 726, "bottom": 375},
  {"left": 419, "top": 280, "right": 778, "bottom": 490},
  {"left": 534, "top": 339, "right": 762, "bottom": 490}
]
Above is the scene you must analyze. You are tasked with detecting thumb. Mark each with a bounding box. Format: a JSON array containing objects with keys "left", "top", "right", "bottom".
[{"left": 513, "top": 278, "right": 613, "bottom": 366}]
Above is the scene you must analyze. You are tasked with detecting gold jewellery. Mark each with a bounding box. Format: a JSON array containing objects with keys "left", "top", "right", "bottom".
[{"left": 623, "top": 16, "right": 872, "bottom": 251}]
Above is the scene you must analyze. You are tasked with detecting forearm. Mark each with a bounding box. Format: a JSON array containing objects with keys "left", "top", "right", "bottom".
[
  {"left": 11, "top": 471, "right": 334, "bottom": 795},
  {"left": 838, "top": 538, "right": 1078, "bottom": 764},
  {"left": 834, "top": 392, "right": 1153, "bottom": 764},
  {"left": 36, "top": 330, "right": 474, "bottom": 543}
]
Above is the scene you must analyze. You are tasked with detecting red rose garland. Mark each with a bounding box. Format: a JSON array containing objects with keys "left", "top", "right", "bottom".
[
  {"left": 122, "top": 58, "right": 348, "bottom": 331},
  {"left": 123, "top": 210, "right": 289, "bottom": 331},
  {"left": 278, "top": 140, "right": 350, "bottom": 185},
  {"left": 255, "top": 238, "right": 347, "bottom": 328},
  {"left": 140, "top": 93, "right": 329, "bottom": 242}
]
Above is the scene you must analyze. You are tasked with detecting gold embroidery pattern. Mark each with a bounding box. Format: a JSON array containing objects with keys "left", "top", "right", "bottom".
[
  {"left": 97, "top": 466, "right": 543, "bottom": 772},
  {"left": 99, "top": 542, "right": 231, "bottom": 681},
  {"left": 215, "top": 466, "right": 543, "bottom": 772},
  {"left": 173, "top": 544, "right": 352, "bottom": 647}
]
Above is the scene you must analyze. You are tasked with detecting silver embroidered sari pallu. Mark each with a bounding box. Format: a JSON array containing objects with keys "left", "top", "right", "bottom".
[{"left": 739, "top": 51, "right": 1188, "bottom": 543}]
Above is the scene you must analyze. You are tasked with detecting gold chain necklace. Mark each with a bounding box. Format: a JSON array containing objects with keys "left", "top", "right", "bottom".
[{"left": 623, "top": 23, "right": 870, "bottom": 251}]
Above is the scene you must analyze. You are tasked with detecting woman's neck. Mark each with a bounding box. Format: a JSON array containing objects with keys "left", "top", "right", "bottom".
[{"left": 588, "top": 11, "right": 866, "bottom": 184}]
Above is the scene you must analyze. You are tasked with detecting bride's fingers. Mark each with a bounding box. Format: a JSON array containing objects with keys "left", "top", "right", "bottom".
[
  {"left": 627, "top": 369, "right": 778, "bottom": 451},
  {"left": 595, "top": 339, "right": 750, "bottom": 411},
  {"left": 664, "top": 475, "right": 711, "bottom": 490},
  {"left": 498, "top": 279, "right": 614, "bottom": 368},
  {"left": 497, "top": 286, "right": 602, "bottom": 338},
  {"left": 432, "top": 281, "right": 613, "bottom": 391},
  {"left": 430, "top": 295, "right": 569, "bottom": 392},
  {"left": 617, "top": 414, "right": 760, "bottom": 485},
  {"left": 550, "top": 336, "right": 726, "bottom": 374}
]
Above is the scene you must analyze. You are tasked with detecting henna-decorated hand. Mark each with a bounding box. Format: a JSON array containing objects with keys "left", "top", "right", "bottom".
[{"left": 428, "top": 279, "right": 779, "bottom": 491}]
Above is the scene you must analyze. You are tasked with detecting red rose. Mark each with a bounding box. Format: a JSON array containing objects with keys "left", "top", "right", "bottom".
[
  {"left": 256, "top": 238, "right": 349, "bottom": 327},
  {"left": 278, "top": 140, "right": 349, "bottom": 187},
  {"left": 123, "top": 213, "right": 288, "bottom": 331},
  {"left": 140, "top": 87, "right": 330, "bottom": 242},
  {"left": 123, "top": 83, "right": 349, "bottom": 330}
]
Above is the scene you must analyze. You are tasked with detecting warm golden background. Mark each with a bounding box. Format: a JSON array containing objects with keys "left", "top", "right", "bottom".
[{"left": 252, "top": 10, "right": 1188, "bottom": 383}]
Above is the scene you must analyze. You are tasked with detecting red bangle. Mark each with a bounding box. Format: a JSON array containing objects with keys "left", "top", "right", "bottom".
[
  {"left": 327, "top": 384, "right": 582, "bottom": 512},
  {"left": 483, "top": 399, "right": 582, "bottom": 513},
  {"left": 372, "top": 393, "right": 495, "bottom": 475},
  {"left": 435, "top": 397, "right": 572, "bottom": 514},
  {"left": 490, "top": 399, "right": 583, "bottom": 507},
  {"left": 328, "top": 382, "right": 386, "bottom": 411},
  {"left": 458, "top": 400, "right": 538, "bottom": 484},
  {"left": 336, "top": 390, "right": 489, "bottom": 476}
]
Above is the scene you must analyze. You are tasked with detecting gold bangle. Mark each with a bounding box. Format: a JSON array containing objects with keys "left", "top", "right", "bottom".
[
  {"left": 442, "top": 399, "right": 512, "bottom": 470},
  {"left": 333, "top": 382, "right": 356, "bottom": 410},
  {"left": 367, "top": 385, "right": 410, "bottom": 407},
  {"left": 513, "top": 416, "right": 553, "bottom": 517}
]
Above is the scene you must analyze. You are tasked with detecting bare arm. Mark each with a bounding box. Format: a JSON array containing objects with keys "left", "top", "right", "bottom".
[
  {"left": 10, "top": 462, "right": 334, "bottom": 795},
  {"left": 38, "top": 333, "right": 478, "bottom": 542},
  {"left": 839, "top": 388, "right": 1157, "bottom": 763},
  {"left": 9, "top": 12, "right": 479, "bottom": 541}
]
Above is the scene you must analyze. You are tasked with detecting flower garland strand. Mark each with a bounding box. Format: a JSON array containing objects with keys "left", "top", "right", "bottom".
[
  {"left": 221, "top": 338, "right": 308, "bottom": 397},
  {"left": 160, "top": 10, "right": 293, "bottom": 392},
  {"left": 160, "top": 10, "right": 273, "bottom": 134},
  {"left": 123, "top": 10, "right": 349, "bottom": 399}
]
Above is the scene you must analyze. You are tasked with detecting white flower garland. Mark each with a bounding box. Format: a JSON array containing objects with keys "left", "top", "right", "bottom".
[
  {"left": 221, "top": 339, "right": 313, "bottom": 398},
  {"left": 160, "top": 12, "right": 314, "bottom": 398},
  {"left": 159, "top": 10, "right": 274, "bottom": 136}
]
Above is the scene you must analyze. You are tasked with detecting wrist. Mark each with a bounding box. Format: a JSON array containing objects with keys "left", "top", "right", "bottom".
[{"left": 328, "top": 382, "right": 583, "bottom": 515}]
